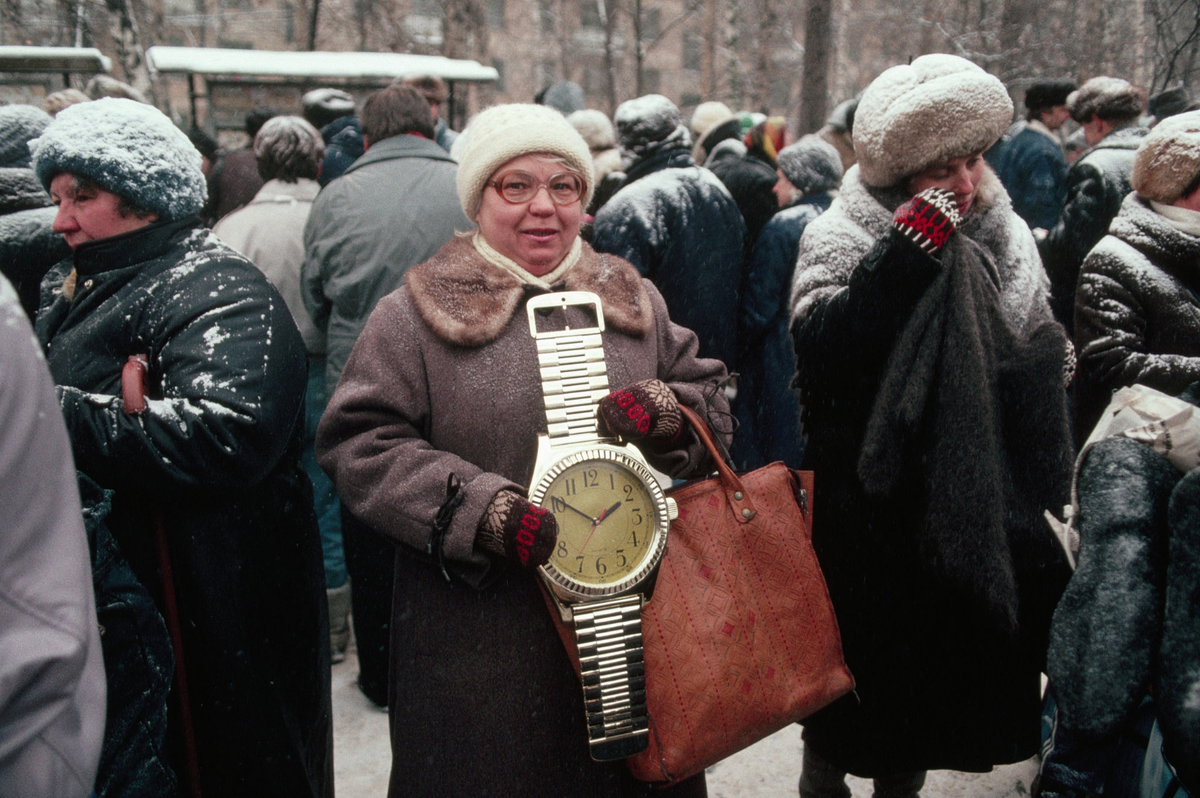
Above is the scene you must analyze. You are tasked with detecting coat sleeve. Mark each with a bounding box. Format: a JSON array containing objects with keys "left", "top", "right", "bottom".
[
  {"left": 300, "top": 190, "right": 336, "bottom": 335},
  {"left": 58, "top": 258, "right": 308, "bottom": 492},
  {"left": 315, "top": 292, "right": 517, "bottom": 588},
  {"left": 1075, "top": 245, "right": 1200, "bottom": 399},
  {"left": 637, "top": 280, "right": 732, "bottom": 477},
  {"left": 0, "top": 279, "right": 105, "bottom": 798},
  {"left": 1040, "top": 161, "right": 1108, "bottom": 325}
]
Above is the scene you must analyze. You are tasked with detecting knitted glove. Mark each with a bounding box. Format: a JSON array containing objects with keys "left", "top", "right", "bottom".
[
  {"left": 476, "top": 490, "right": 558, "bottom": 568},
  {"left": 892, "top": 188, "right": 961, "bottom": 257},
  {"left": 598, "top": 379, "right": 682, "bottom": 443}
]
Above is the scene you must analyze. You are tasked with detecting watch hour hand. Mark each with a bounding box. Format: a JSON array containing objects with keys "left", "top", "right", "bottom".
[{"left": 594, "top": 501, "right": 622, "bottom": 526}]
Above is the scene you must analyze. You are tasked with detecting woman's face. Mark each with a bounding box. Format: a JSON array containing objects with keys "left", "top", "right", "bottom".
[
  {"left": 476, "top": 154, "right": 584, "bottom": 277},
  {"left": 773, "top": 169, "right": 797, "bottom": 208},
  {"left": 50, "top": 173, "right": 157, "bottom": 249},
  {"left": 906, "top": 151, "right": 987, "bottom": 217}
]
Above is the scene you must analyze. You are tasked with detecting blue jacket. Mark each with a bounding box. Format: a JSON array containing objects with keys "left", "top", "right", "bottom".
[
  {"left": 993, "top": 123, "right": 1068, "bottom": 231},
  {"left": 590, "top": 143, "right": 746, "bottom": 371},
  {"left": 730, "top": 193, "right": 831, "bottom": 470}
]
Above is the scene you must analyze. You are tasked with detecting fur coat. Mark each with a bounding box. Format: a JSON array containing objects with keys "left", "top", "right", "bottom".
[
  {"left": 789, "top": 165, "right": 1073, "bottom": 776},
  {"left": 316, "top": 235, "right": 728, "bottom": 798},
  {"left": 1074, "top": 193, "right": 1200, "bottom": 439}
]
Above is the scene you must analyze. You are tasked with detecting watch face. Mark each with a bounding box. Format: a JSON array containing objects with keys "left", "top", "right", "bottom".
[{"left": 534, "top": 450, "right": 665, "bottom": 590}]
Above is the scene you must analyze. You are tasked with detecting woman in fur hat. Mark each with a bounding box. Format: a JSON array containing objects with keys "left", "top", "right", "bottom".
[
  {"left": 1074, "top": 111, "right": 1200, "bottom": 440},
  {"left": 789, "top": 54, "right": 1075, "bottom": 796},
  {"left": 316, "top": 103, "right": 728, "bottom": 798},
  {"left": 31, "top": 98, "right": 333, "bottom": 797}
]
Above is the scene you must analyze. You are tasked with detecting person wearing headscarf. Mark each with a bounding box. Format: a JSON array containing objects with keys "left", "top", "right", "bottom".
[
  {"left": 710, "top": 115, "right": 789, "bottom": 248},
  {"left": 315, "top": 102, "right": 728, "bottom": 797},
  {"left": 789, "top": 54, "right": 1074, "bottom": 797},
  {"left": 591, "top": 94, "right": 746, "bottom": 372},
  {"left": 30, "top": 98, "right": 332, "bottom": 797},
  {"left": 0, "top": 104, "right": 70, "bottom": 317},
  {"left": 1073, "top": 111, "right": 1200, "bottom": 440},
  {"left": 730, "top": 135, "right": 842, "bottom": 471},
  {"left": 1040, "top": 76, "right": 1148, "bottom": 333}
]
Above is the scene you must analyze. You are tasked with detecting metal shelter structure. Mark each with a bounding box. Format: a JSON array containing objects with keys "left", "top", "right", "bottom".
[{"left": 145, "top": 46, "right": 498, "bottom": 132}]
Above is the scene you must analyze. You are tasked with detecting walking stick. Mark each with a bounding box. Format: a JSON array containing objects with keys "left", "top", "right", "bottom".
[{"left": 121, "top": 354, "right": 204, "bottom": 798}]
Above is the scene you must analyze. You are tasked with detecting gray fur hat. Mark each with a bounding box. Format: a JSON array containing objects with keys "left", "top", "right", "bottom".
[
  {"left": 1132, "top": 110, "right": 1200, "bottom": 203},
  {"left": 0, "top": 104, "right": 51, "bottom": 168},
  {"left": 777, "top": 135, "right": 844, "bottom": 195},
  {"left": 614, "top": 94, "right": 688, "bottom": 156},
  {"left": 1068, "top": 77, "right": 1146, "bottom": 124},
  {"left": 30, "top": 98, "right": 206, "bottom": 220},
  {"left": 853, "top": 54, "right": 1013, "bottom": 188}
]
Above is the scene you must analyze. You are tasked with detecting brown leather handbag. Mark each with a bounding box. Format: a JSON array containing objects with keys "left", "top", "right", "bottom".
[{"left": 545, "top": 405, "right": 855, "bottom": 785}]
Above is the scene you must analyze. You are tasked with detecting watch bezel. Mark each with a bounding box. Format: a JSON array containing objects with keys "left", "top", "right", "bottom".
[{"left": 531, "top": 445, "right": 670, "bottom": 600}]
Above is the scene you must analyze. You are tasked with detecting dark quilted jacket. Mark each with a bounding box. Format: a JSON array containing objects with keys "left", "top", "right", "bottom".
[
  {"left": 1074, "top": 193, "right": 1200, "bottom": 439},
  {"left": 1040, "top": 125, "right": 1148, "bottom": 333},
  {"left": 0, "top": 167, "right": 70, "bottom": 318}
]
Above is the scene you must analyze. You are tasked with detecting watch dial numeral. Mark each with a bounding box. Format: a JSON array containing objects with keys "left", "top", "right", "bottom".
[
  {"left": 632, "top": 509, "right": 643, "bottom": 525},
  {"left": 565, "top": 478, "right": 577, "bottom": 496},
  {"left": 623, "top": 484, "right": 634, "bottom": 501},
  {"left": 551, "top": 496, "right": 567, "bottom": 513},
  {"left": 576, "top": 555, "right": 586, "bottom": 573},
  {"left": 595, "top": 558, "right": 606, "bottom": 575},
  {"left": 584, "top": 469, "right": 599, "bottom": 488},
  {"left": 557, "top": 541, "right": 568, "bottom": 558}
]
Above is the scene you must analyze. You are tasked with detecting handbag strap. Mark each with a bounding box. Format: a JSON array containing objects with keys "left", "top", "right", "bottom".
[{"left": 678, "top": 405, "right": 758, "bottom": 523}]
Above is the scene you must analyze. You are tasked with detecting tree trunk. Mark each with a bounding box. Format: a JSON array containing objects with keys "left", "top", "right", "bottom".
[{"left": 798, "top": 0, "right": 832, "bottom": 133}]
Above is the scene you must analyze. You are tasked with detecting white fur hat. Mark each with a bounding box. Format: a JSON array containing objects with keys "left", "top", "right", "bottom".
[
  {"left": 853, "top": 54, "right": 1013, "bottom": 188},
  {"left": 1132, "top": 110, "right": 1200, "bottom": 203},
  {"left": 455, "top": 104, "right": 594, "bottom": 219}
]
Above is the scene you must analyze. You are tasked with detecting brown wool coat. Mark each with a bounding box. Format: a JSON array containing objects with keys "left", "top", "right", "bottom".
[{"left": 316, "top": 235, "right": 729, "bottom": 798}]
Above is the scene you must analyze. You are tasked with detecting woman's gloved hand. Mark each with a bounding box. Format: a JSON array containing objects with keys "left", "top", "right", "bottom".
[
  {"left": 892, "top": 188, "right": 961, "bottom": 257},
  {"left": 598, "top": 379, "right": 682, "bottom": 443},
  {"left": 476, "top": 490, "right": 558, "bottom": 568}
]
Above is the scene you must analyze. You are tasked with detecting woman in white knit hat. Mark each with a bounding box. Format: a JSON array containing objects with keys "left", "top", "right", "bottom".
[
  {"left": 316, "top": 103, "right": 728, "bottom": 798},
  {"left": 789, "top": 54, "right": 1075, "bottom": 796}
]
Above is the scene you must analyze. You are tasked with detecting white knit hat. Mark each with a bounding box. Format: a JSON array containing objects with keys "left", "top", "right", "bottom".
[
  {"left": 455, "top": 104, "right": 594, "bottom": 219},
  {"left": 853, "top": 54, "right": 1013, "bottom": 188},
  {"left": 1132, "top": 110, "right": 1200, "bottom": 203}
]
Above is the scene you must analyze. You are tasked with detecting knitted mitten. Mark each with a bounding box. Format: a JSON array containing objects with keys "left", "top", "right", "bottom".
[
  {"left": 476, "top": 490, "right": 558, "bottom": 568},
  {"left": 892, "top": 188, "right": 961, "bottom": 257},
  {"left": 1047, "top": 437, "right": 1178, "bottom": 742},
  {"left": 598, "top": 379, "right": 681, "bottom": 443},
  {"left": 1156, "top": 467, "right": 1200, "bottom": 791}
]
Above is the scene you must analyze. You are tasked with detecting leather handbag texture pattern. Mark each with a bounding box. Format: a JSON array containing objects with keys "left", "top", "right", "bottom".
[{"left": 542, "top": 406, "right": 855, "bottom": 784}]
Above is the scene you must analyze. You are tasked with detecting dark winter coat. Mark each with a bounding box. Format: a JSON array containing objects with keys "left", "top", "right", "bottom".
[
  {"left": 1040, "top": 124, "right": 1148, "bottom": 332},
  {"left": 790, "top": 165, "right": 1073, "bottom": 776},
  {"left": 35, "top": 218, "right": 333, "bottom": 798},
  {"left": 0, "top": 167, "right": 70, "bottom": 317},
  {"left": 591, "top": 144, "right": 746, "bottom": 371},
  {"left": 1074, "top": 194, "right": 1200, "bottom": 440},
  {"left": 318, "top": 116, "right": 364, "bottom": 187},
  {"left": 316, "top": 235, "right": 729, "bottom": 798},
  {"left": 710, "top": 148, "right": 779, "bottom": 250},
  {"left": 203, "top": 147, "right": 263, "bottom": 225},
  {"left": 730, "top": 192, "right": 832, "bottom": 470},
  {"left": 992, "top": 121, "right": 1070, "bottom": 231}
]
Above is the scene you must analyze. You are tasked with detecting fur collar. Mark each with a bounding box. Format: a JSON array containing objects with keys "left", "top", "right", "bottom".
[
  {"left": 406, "top": 235, "right": 654, "bottom": 347},
  {"left": 1110, "top": 193, "right": 1200, "bottom": 269},
  {"left": 792, "top": 163, "right": 1049, "bottom": 333}
]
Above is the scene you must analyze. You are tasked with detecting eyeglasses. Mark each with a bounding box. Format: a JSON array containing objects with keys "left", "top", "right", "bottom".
[{"left": 486, "top": 170, "right": 586, "bottom": 206}]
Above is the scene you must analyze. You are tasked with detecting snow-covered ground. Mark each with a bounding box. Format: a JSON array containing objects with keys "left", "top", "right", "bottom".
[{"left": 332, "top": 642, "right": 1038, "bottom": 797}]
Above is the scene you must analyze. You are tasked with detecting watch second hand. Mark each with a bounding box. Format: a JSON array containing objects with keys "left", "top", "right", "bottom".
[{"left": 578, "top": 502, "right": 622, "bottom": 555}]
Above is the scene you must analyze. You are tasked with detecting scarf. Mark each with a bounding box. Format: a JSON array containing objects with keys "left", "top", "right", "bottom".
[
  {"left": 471, "top": 231, "right": 582, "bottom": 289},
  {"left": 1150, "top": 200, "right": 1200, "bottom": 238},
  {"left": 856, "top": 233, "right": 1074, "bottom": 637}
]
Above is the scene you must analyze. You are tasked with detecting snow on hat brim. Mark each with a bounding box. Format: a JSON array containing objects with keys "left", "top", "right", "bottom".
[
  {"left": 30, "top": 98, "right": 206, "bottom": 220},
  {"left": 614, "top": 95, "right": 684, "bottom": 152},
  {"left": 853, "top": 54, "right": 1013, "bottom": 188},
  {"left": 454, "top": 103, "right": 594, "bottom": 220},
  {"left": 777, "top": 135, "right": 844, "bottom": 195},
  {"left": 0, "top": 104, "right": 51, "bottom": 168},
  {"left": 1133, "top": 110, "right": 1200, "bottom": 203}
]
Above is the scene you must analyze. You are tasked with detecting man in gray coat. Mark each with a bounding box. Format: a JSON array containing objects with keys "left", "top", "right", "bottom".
[{"left": 302, "top": 83, "right": 472, "bottom": 707}]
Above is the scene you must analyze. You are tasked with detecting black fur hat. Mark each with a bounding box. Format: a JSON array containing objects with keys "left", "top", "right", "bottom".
[{"left": 1024, "top": 80, "right": 1077, "bottom": 114}]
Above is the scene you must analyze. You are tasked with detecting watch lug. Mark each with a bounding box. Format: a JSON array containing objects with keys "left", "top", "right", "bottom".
[{"left": 538, "top": 569, "right": 576, "bottom": 623}]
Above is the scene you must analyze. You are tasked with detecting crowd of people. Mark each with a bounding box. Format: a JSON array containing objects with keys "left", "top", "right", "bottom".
[{"left": 0, "top": 54, "right": 1197, "bottom": 798}]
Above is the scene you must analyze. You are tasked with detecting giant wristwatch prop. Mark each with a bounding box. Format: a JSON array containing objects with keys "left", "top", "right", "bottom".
[{"left": 525, "top": 291, "right": 677, "bottom": 762}]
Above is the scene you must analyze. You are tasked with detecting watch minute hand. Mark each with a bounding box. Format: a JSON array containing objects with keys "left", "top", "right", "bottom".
[{"left": 560, "top": 501, "right": 598, "bottom": 525}]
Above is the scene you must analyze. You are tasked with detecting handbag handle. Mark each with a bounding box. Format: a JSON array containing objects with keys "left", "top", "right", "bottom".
[{"left": 678, "top": 404, "right": 758, "bottom": 523}]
